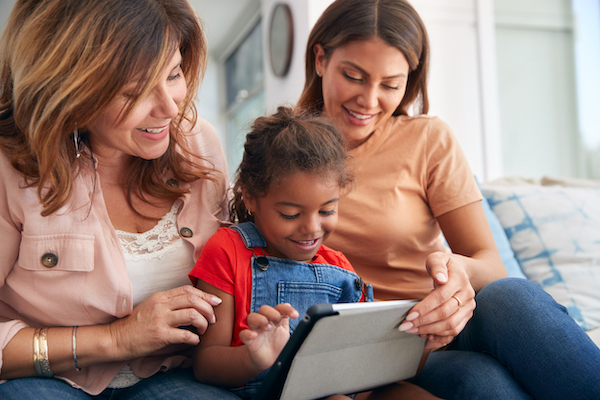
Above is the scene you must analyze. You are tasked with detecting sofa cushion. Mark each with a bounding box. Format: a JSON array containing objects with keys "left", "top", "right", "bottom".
[
  {"left": 480, "top": 192, "right": 526, "bottom": 279},
  {"left": 587, "top": 327, "right": 600, "bottom": 348},
  {"left": 439, "top": 192, "right": 525, "bottom": 279},
  {"left": 481, "top": 184, "right": 600, "bottom": 331}
]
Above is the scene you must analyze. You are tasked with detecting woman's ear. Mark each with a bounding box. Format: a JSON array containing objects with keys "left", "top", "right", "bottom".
[
  {"left": 241, "top": 187, "right": 256, "bottom": 214},
  {"left": 314, "top": 43, "right": 326, "bottom": 75}
]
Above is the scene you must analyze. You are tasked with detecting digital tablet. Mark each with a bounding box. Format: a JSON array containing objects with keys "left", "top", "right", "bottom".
[{"left": 253, "top": 300, "right": 428, "bottom": 400}]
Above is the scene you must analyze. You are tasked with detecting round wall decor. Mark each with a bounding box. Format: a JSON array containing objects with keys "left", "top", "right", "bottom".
[{"left": 269, "top": 3, "right": 294, "bottom": 77}]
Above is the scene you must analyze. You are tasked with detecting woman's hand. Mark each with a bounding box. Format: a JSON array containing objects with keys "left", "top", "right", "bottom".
[
  {"left": 239, "top": 303, "right": 299, "bottom": 371},
  {"left": 398, "top": 201, "right": 506, "bottom": 350},
  {"left": 399, "top": 251, "right": 475, "bottom": 350},
  {"left": 109, "top": 285, "right": 222, "bottom": 361}
]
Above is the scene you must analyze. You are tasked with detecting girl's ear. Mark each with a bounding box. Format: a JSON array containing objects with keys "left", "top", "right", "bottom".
[{"left": 241, "top": 187, "right": 256, "bottom": 214}]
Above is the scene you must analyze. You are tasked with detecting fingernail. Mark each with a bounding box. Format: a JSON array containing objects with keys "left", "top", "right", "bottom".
[
  {"left": 211, "top": 315, "right": 216, "bottom": 324},
  {"left": 407, "top": 327, "right": 419, "bottom": 334},
  {"left": 399, "top": 321, "right": 413, "bottom": 332},
  {"left": 436, "top": 273, "right": 448, "bottom": 283},
  {"left": 406, "top": 312, "right": 419, "bottom": 321}
]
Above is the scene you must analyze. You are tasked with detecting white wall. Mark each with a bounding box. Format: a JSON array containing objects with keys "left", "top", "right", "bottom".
[
  {"left": 260, "top": 0, "right": 333, "bottom": 113},
  {"left": 410, "top": 0, "right": 499, "bottom": 181},
  {"left": 573, "top": 0, "right": 600, "bottom": 150},
  {"left": 411, "top": 0, "right": 589, "bottom": 181},
  {"left": 0, "top": 0, "right": 13, "bottom": 28},
  {"left": 572, "top": 0, "right": 600, "bottom": 178},
  {"left": 495, "top": 0, "right": 582, "bottom": 179}
]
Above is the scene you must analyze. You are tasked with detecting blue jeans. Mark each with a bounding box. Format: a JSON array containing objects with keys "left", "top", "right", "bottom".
[
  {"left": 411, "top": 278, "right": 600, "bottom": 399},
  {"left": 0, "top": 368, "right": 240, "bottom": 400}
]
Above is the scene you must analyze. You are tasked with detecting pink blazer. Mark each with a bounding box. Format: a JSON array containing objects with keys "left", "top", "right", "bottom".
[{"left": 0, "top": 118, "right": 229, "bottom": 394}]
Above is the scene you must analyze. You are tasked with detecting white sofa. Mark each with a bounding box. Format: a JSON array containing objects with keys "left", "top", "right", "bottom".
[{"left": 480, "top": 175, "right": 600, "bottom": 347}]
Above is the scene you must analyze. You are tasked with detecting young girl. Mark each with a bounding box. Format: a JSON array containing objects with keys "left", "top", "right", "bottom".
[{"left": 188, "top": 106, "right": 373, "bottom": 399}]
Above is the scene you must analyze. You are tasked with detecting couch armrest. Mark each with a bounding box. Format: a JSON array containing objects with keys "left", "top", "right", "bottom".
[{"left": 587, "top": 328, "right": 600, "bottom": 349}]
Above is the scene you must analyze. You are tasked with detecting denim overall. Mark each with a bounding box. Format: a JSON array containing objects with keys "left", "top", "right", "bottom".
[{"left": 228, "top": 222, "right": 373, "bottom": 399}]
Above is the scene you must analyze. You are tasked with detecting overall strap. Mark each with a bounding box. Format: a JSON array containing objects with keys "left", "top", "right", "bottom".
[{"left": 229, "top": 222, "right": 266, "bottom": 248}]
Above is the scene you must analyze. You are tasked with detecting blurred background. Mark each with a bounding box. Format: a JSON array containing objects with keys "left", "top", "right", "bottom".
[{"left": 1, "top": 0, "right": 598, "bottom": 183}]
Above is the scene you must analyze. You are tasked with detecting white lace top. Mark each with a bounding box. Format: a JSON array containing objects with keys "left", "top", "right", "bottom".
[{"left": 109, "top": 199, "right": 195, "bottom": 389}]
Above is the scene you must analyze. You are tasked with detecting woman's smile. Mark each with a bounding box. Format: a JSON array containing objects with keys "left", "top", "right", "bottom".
[
  {"left": 344, "top": 106, "right": 377, "bottom": 125},
  {"left": 137, "top": 125, "right": 170, "bottom": 141}
]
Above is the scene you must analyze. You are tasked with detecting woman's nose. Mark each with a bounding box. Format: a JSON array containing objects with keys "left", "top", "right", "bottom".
[
  {"left": 357, "top": 84, "right": 378, "bottom": 109},
  {"left": 152, "top": 84, "right": 181, "bottom": 119}
]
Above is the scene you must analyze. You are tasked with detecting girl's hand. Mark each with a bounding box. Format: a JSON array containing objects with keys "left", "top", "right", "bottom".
[
  {"left": 239, "top": 303, "right": 299, "bottom": 371},
  {"left": 399, "top": 251, "right": 475, "bottom": 350},
  {"left": 109, "top": 285, "right": 222, "bottom": 360}
]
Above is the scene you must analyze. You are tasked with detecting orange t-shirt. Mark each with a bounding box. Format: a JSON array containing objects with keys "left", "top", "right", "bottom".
[
  {"left": 189, "top": 227, "right": 357, "bottom": 346},
  {"left": 325, "top": 115, "right": 482, "bottom": 300}
]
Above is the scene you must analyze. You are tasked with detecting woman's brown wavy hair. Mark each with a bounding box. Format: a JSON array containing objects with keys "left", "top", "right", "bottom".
[
  {"left": 297, "top": 0, "right": 430, "bottom": 116},
  {"left": 0, "top": 0, "right": 211, "bottom": 216}
]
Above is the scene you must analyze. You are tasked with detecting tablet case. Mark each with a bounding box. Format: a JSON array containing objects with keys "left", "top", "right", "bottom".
[{"left": 253, "top": 300, "right": 427, "bottom": 400}]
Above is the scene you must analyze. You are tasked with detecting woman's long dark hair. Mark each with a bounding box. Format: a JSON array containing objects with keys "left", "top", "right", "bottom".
[{"left": 297, "top": 0, "right": 430, "bottom": 116}]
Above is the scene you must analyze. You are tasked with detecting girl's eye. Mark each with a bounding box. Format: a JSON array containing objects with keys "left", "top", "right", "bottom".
[
  {"left": 383, "top": 83, "right": 400, "bottom": 90},
  {"left": 279, "top": 213, "right": 299, "bottom": 220},
  {"left": 320, "top": 209, "right": 336, "bottom": 216}
]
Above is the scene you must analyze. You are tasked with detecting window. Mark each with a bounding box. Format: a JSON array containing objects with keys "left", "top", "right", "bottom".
[
  {"left": 572, "top": 0, "right": 600, "bottom": 178},
  {"left": 224, "top": 19, "right": 266, "bottom": 178}
]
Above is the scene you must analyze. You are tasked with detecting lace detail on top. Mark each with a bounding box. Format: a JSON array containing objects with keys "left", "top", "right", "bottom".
[
  {"left": 116, "top": 199, "right": 183, "bottom": 260},
  {"left": 109, "top": 198, "right": 193, "bottom": 389},
  {"left": 107, "top": 365, "right": 142, "bottom": 389}
]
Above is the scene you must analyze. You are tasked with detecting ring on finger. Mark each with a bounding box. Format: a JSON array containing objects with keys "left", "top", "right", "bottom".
[{"left": 452, "top": 295, "right": 463, "bottom": 309}]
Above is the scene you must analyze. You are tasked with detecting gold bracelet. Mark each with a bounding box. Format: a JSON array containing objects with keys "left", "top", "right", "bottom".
[
  {"left": 33, "top": 328, "right": 42, "bottom": 377},
  {"left": 38, "top": 327, "right": 53, "bottom": 378}
]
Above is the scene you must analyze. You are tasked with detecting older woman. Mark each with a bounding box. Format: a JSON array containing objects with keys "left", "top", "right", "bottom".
[
  {"left": 298, "top": 0, "right": 600, "bottom": 399},
  {"left": 0, "top": 0, "right": 239, "bottom": 398}
]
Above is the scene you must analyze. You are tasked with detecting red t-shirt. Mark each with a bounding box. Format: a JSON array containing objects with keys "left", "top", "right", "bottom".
[{"left": 189, "top": 227, "right": 357, "bottom": 346}]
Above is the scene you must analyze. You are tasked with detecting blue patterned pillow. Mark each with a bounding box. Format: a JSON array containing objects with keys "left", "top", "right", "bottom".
[
  {"left": 481, "top": 185, "right": 600, "bottom": 331},
  {"left": 480, "top": 191, "right": 526, "bottom": 279}
]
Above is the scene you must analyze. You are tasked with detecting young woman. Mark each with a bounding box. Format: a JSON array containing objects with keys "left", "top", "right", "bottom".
[
  {"left": 0, "top": 0, "right": 237, "bottom": 398},
  {"left": 189, "top": 106, "right": 373, "bottom": 399},
  {"left": 297, "top": 0, "right": 600, "bottom": 398}
]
